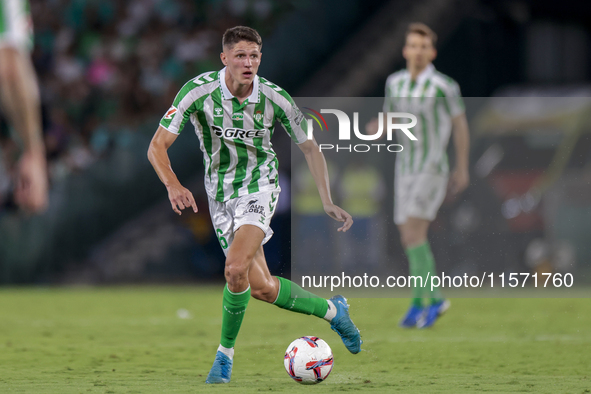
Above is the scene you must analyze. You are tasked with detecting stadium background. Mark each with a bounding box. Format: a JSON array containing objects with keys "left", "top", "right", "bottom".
[
  {"left": 1, "top": 0, "right": 590, "bottom": 287},
  {"left": 2, "top": 1, "right": 591, "bottom": 393}
]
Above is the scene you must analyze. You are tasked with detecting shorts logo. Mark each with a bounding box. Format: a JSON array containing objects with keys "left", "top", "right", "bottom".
[
  {"left": 254, "top": 111, "right": 263, "bottom": 122},
  {"left": 164, "top": 106, "right": 177, "bottom": 119},
  {"left": 214, "top": 107, "right": 223, "bottom": 117},
  {"left": 244, "top": 199, "right": 266, "bottom": 217}
]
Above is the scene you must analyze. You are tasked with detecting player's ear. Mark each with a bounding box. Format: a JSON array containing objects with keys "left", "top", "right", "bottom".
[
  {"left": 402, "top": 45, "right": 408, "bottom": 61},
  {"left": 220, "top": 51, "right": 227, "bottom": 66},
  {"left": 430, "top": 48, "right": 437, "bottom": 62}
]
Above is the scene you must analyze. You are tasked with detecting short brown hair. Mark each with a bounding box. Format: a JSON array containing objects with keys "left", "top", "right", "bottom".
[
  {"left": 222, "top": 26, "right": 262, "bottom": 50},
  {"left": 406, "top": 23, "right": 437, "bottom": 47}
]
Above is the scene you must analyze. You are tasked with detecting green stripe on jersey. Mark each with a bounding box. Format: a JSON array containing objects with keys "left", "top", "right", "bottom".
[
  {"left": 270, "top": 99, "right": 293, "bottom": 141},
  {"left": 436, "top": 87, "right": 451, "bottom": 116},
  {"left": 215, "top": 143, "right": 232, "bottom": 201},
  {"left": 197, "top": 110, "right": 213, "bottom": 178},
  {"left": 206, "top": 88, "right": 224, "bottom": 179},
  {"left": 0, "top": 1, "right": 5, "bottom": 34},
  {"left": 230, "top": 99, "right": 248, "bottom": 199},
  {"left": 421, "top": 79, "right": 431, "bottom": 102},
  {"left": 248, "top": 99, "right": 267, "bottom": 194}
]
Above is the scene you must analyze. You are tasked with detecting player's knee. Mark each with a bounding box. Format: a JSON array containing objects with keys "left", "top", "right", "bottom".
[
  {"left": 401, "top": 231, "right": 422, "bottom": 249},
  {"left": 224, "top": 257, "right": 249, "bottom": 284}
]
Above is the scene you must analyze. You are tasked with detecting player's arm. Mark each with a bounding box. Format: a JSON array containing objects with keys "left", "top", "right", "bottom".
[
  {"left": 0, "top": 46, "right": 48, "bottom": 213},
  {"left": 147, "top": 126, "right": 197, "bottom": 215},
  {"left": 449, "top": 113, "right": 470, "bottom": 196},
  {"left": 297, "top": 138, "right": 353, "bottom": 232}
]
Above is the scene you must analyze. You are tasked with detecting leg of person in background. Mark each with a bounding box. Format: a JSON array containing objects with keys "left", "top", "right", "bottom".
[
  {"left": 398, "top": 217, "right": 449, "bottom": 328},
  {"left": 206, "top": 225, "right": 362, "bottom": 384},
  {"left": 0, "top": 45, "right": 48, "bottom": 213}
]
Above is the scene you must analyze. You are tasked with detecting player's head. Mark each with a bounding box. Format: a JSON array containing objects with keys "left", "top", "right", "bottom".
[
  {"left": 221, "top": 26, "right": 262, "bottom": 85},
  {"left": 403, "top": 23, "right": 437, "bottom": 70}
]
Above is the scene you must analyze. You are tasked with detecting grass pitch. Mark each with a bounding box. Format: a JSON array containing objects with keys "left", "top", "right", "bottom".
[{"left": 0, "top": 286, "right": 590, "bottom": 393}]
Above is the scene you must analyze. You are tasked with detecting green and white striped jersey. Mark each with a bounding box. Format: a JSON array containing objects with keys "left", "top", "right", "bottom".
[
  {"left": 0, "top": 0, "right": 34, "bottom": 51},
  {"left": 160, "top": 67, "right": 308, "bottom": 202},
  {"left": 384, "top": 64, "right": 464, "bottom": 176}
]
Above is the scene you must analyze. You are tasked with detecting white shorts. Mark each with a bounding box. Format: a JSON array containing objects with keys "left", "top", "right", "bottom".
[
  {"left": 208, "top": 189, "right": 280, "bottom": 255},
  {"left": 0, "top": 0, "right": 33, "bottom": 52},
  {"left": 394, "top": 173, "right": 448, "bottom": 225}
]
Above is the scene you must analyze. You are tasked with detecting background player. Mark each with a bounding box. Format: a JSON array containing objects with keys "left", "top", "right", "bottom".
[
  {"left": 0, "top": 0, "right": 48, "bottom": 213},
  {"left": 368, "top": 23, "right": 470, "bottom": 328},
  {"left": 148, "top": 26, "right": 361, "bottom": 384}
]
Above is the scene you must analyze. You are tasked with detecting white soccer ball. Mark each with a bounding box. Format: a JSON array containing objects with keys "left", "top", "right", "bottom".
[{"left": 284, "top": 336, "right": 333, "bottom": 384}]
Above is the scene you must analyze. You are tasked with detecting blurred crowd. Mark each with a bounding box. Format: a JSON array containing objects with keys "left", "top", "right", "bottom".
[{"left": 0, "top": 0, "right": 291, "bottom": 207}]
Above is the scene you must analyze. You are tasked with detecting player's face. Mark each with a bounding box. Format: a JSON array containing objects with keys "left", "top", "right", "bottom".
[
  {"left": 403, "top": 33, "right": 436, "bottom": 70},
  {"left": 221, "top": 41, "right": 262, "bottom": 86}
]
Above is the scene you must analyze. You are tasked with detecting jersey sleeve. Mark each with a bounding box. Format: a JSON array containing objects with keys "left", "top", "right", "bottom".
[
  {"left": 443, "top": 80, "right": 465, "bottom": 118},
  {"left": 159, "top": 82, "right": 199, "bottom": 134},
  {"left": 277, "top": 92, "right": 308, "bottom": 144}
]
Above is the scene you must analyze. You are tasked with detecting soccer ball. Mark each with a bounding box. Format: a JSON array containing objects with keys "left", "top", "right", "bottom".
[{"left": 284, "top": 336, "right": 333, "bottom": 384}]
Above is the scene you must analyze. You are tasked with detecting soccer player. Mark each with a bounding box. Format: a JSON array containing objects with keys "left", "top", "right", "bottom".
[
  {"left": 367, "top": 23, "right": 470, "bottom": 328},
  {"left": 148, "top": 26, "right": 361, "bottom": 384},
  {"left": 0, "top": 0, "right": 48, "bottom": 213}
]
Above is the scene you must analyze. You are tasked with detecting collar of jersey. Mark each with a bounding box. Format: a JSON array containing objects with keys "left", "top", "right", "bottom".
[
  {"left": 407, "top": 63, "right": 435, "bottom": 84},
  {"left": 219, "top": 67, "right": 260, "bottom": 103}
]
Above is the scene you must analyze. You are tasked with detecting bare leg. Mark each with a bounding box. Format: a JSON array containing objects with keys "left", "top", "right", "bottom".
[
  {"left": 398, "top": 217, "right": 431, "bottom": 249},
  {"left": 224, "top": 224, "right": 266, "bottom": 292},
  {"left": 249, "top": 245, "right": 280, "bottom": 303}
]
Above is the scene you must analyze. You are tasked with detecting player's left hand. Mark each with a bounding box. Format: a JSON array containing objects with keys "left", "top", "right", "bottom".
[
  {"left": 14, "top": 149, "right": 49, "bottom": 214},
  {"left": 448, "top": 168, "right": 469, "bottom": 197},
  {"left": 323, "top": 203, "right": 353, "bottom": 232}
]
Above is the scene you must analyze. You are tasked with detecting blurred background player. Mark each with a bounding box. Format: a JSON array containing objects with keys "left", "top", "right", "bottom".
[
  {"left": 0, "top": 0, "right": 48, "bottom": 213},
  {"left": 368, "top": 23, "right": 470, "bottom": 328},
  {"left": 148, "top": 26, "right": 360, "bottom": 384}
]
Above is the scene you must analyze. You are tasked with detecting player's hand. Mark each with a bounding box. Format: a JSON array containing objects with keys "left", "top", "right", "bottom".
[
  {"left": 448, "top": 168, "right": 469, "bottom": 197},
  {"left": 14, "top": 149, "right": 48, "bottom": 214},
  {"left": 323, "top": 203, "right": 353, "bottom": 232},
  {"left": 166, "top": 183, "right": 198, "bottom": 215}
]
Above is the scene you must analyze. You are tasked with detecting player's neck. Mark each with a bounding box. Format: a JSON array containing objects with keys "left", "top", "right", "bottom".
[
  {"left": 226, "top": 73, "right": 253, "bottom": 104},
  {"left": 408, "top": 63, "right": 431, "bottom": 81}
]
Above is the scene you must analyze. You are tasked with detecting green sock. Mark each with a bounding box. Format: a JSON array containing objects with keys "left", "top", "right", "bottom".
[
  {"left": 406, "top": 242, "right": 442, "bottom": 306},
  {"left": 220, "top": 284, "right": 251, "bottom": 349},
  {"left": 419, "top": 242, "right": 443, "bottom": 303},
  {"left": 273, "top": 277, "right": 328, "bottom": 318}
]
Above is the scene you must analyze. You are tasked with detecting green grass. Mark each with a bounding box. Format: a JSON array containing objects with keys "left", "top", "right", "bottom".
[{"left": 0, "top": 286, "right": 590, "bottom": 393}]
